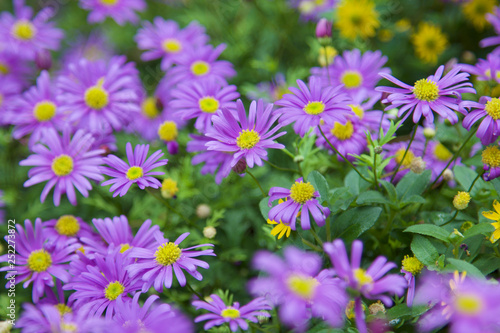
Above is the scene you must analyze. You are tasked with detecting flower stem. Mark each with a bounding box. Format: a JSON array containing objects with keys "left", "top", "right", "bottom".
[
  {"left": 300, "top": 236, "right": 323, "bottom": 252},
  {"left": 443, "top": 172, "right": 483, "bottom": 226},
  {"left": 264, "top": 159, "right": 299, "bottom": 174},
  {"left": 373, "top": 150, "right": 379, "bottom": 189},
  {"left": 185, "top": 281, "right": 203, "bottom": 300},
  {"left": 246, "top": 169, "right": 266, "bottom": 197},
  {"left": 323, "top": 46, "right": 331, "bottom": 84},
  {"left": 281, "top": 148, "right": 295, "bottom": 159},
  {"left": 326, "top": 217, "right": 332, "bottom": 242},
  {"left": 390, "top": 125, "right": 417, "bottom": 183},
  {"left": 309, "top": 227, "right": 324, "bottom": 247}
]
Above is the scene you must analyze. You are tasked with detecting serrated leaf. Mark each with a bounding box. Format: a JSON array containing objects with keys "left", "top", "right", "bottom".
[
  {"left": 308, "top": 170, "right": 330, "bottom": 204},
  {"left": 446, "top": 258, "right": 485, "bottom": 279},
  {"left": 356, "top": 191, "right": 391, "bottom": 205},
  {"left": 396, "top": 170, "right": 431, "bottom": 201},
  {"left": 404, "top": 224, "right": 450, "bottom": 243},
  {"left": 411, "top": 235, "right": 439, "bottom": 266},
  {"left": 334, "top": 206, "right": 382, "bottom": 241},
  {"left": 463, "top": 223, "right": 494, "bottom": 240},
  {"left": 259, "top": 197, "right": 271, "bottom": 220}
]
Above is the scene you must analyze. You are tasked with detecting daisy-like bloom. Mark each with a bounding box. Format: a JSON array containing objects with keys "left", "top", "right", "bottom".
[
  {"left": 100, "top": 142, "right": 168, "bottom": 197},
  {"left": 57, "top": 56, "right": 141, "bottom": 132},
  {"left": 462, "top": 96, "right": 500, "bottom": 144},
  {"left": 377, "top": 65, "right": 475, "bottom": 124},
  {"left": 43, "top": 215, "right": 96, "bottom": 247},
  {"left": 20, "top": 128, "right": 104, "bottom": 206},
  {"left": 335, "top": 0, "right": 380, "bottom": 40},
  {"left": 481, "top": 145, "right": 500, "bottom": 180},
  {"left": 268, "top": 177, "right": 330, "bottom": 230},
  {"left": 482, "top": 199, "right": 500, "bottom": 242},
  {"left": 289, "top": 0, "right": 337, "bottom": 21},
  {"left": 423, "top": 141, "right": 463, "bottom": 183},
  {"left": 60, "top": 31, "right": 114, "bottom": 72},
  {"left": 0, "top": 50, "right": 32, "bottom": 91},
  {"left": 193, "top": 294, "right": 271, "bottom": 332},
  {"left": 411, "top": 22, "right": 448, "bottom": 64},
  {"left": 267, "top": 198, "right": 295, "bottom": 239},
  {"left": 249, "top": 247, "right": 349, "bottom": 332},
  {"left": 310, "top": 49, "right": 390, "bottom": 101},
  {"left": 480, "top": 6, "right": 500, "bottom": 51},
  {"left": 324, "top": 239, "right": 407, "bottom": 333},
  {"left": 79, "top": 0, "right": 146, "bottom": 25},
  {"left": 462, "top": 0, "right": 497, "bottom": 30},
  {"left": 460, "top": 53, "right": 500, "bottom": 84},
  {"left": 0, "top": 0, "right": 63, "bottom": 60},
  {"left": 135, "top": 18, "right": 208, "bottom": 70},
  {"left": 206, "top": 99, "right": 286, "bottom": 168},
  {"left": 0, "top": 218, "right": 79, "bottom": 303},
  {"left": 170, "top": 79, "right": 239, "bottom": 133},
  {"left": 275, "top": 77, "right": 352, "bottom": 137},
  {"left": 400, "top": 255, "right": 424, "bottom": 307},
  {"left": 134, "top": 95, "right": 166, "bottom": 141}
]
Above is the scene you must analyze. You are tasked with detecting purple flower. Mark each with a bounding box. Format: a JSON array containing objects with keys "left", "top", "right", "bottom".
[
  {"left": 400, "top": 255, "right": 424, "bottom": 307},
  {"left": 460, "top": 53, "right": 500, "bottom": 83},
  {"left": 206, "top": 99, "right": 286, "bottom": 169},
  {"left": 461, "top": 96, "right": 500, "bottom": 145},
  {"left": 481, "top": 6, "right": 500, "bottom": 52},
  {"left": 133, "top": 95, "right": 169, "bottom": 141},
  {"left": 275, "top": 77, "right": 352, "bottom": 137},
  {"left": 43, "top": 215, "right": 95, "bottom": 247},
  {"left": 482, "top": 145, "right": 500, "bottom": 181},
  {"left": 288, "top": 0, "right": 338, "bottom": 21},
  {"left": 79, "top": 0, "right": 146, "bottom": 25},
  {"left": 125, "top": 232, "right": 215, "bottom": 292},
  {"left": 20, "top": 128, "right": 104, "bottom": 206},
  {"left": 268, "top": 177, "right": 330, "bottom": 230},
  {"left": 248, "top": 247, "right": 348, "bottom": 332},
  {"left": 61, "top": 31, "right": 114, "bottom": 70},
  {"left": 377, "top": 65, "right": 475, "bottom": 124},
  {"left": 316, "top": 18, "right": 332, "bottom": 38},
  {"left": 193, "top": 294, "right": 271, "bottom": 332},
  {"left": 100, "top": 142, "right": 168, "bottom": 197},
  {"left": 0, "top": 50, "right": 32, "bottom": 91}
]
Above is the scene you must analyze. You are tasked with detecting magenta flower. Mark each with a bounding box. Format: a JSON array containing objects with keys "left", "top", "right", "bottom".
[
  {"left": 193, "top": 294, "right": 271, "bottom": 332},
  {"left": 79, "top": 0, "right": 146, "bottom": 25},
  {"left": 377, "top": 65, "right": 475, "bottom": 124},
  {"left": 20, "top": 128, "right": 104, "bottom": 206},
  {"left": 100, "top": 142, "right": 168, "bottom": 197},
  {"left": 461, "top": 96, "right": 500, "bottom": 145}
]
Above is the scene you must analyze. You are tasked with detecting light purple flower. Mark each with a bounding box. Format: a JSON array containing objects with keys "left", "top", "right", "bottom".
[
  {"left": 43, "top": 215, "right": 95, "bottom": 247},
  {"left": 61, "top": 31, "right": 115, "bottom": 71},
  {"left": 79, "top": 0, "right": 146, "bottom": 25},
  {"left": 461, "top": 96, "right": 500, "bottom": 145},
  {"left": 460, "top": 53, "right": 500, "bottom": 83},
  {"left": 0, "top": 50, "right": 32, "bottom": 91},
  {"left": 481, "top": 6, "right": 500, "bottom": 52}
]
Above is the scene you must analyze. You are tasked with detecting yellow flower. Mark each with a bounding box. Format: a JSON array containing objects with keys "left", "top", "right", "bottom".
[
  {"left": 267, "top": 198, "right": 295, "bottom": 239},
  {"left": 161, "top": 178, "right": 178, "bottom": 199},
  {"left": 482, "top": 200, "right": 500, "bottom": 243},
  {"left": 335, "top": 0, "right": 380, "bottom": 40},
  {"left": 412, "top": 22, "right": 448, "bottom": 64},
  {"left": 462, "top": 0, "right": 497, "bottom": 31},
  {"left": 453, "top": 191, "right": 471, "bottom": 210}
]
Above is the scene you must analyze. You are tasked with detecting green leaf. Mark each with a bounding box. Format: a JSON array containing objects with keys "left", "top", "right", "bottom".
[
  {"left": 329, "top": 187, "right": 356, "bottom": 214},
  {"left": 380, "top": 180, "right": 398, "bottom": 203},
  {"left": 400, "top": 194, "right": 426, "bottom": 206},
  {"left": 386, "top": 304, "right": 428, "bottom": 320},
  {"left": 453, "top": 165, "right": 487, "bottom": 196},
  {"left": 473, "top": 256, "right": 500, "bottom": 275},
  {"left": 446, "top": 258, "right": 485, "bottom": 279},
  {"left": 396, "top": 170, "right": 431, "bottom": 201},
  {"left": 411, "top": 235, "right": 439, "bottom": 266},
  {"left": 491, "top": 178, "right": 500, "bottom": 196},
  {"left": 463, "top": 223, "right": 494, "bottom": 240},
  {"left": 356, "top": 191, "right": 391, "bottom": 205},
  {"left": 334, "top": 206, "right": 382, "bottom": 241},
  {"left": 404, "top": 224, "right": 450, "bottom": 243},
  {"left": 259, "top": 197, "right": 271, "bottom": 221},
  {"left": 308, "top": 170, "right": 330, "bottom": 204},
  {"left": 344, "top": 170, "right": 370, "bottom": 196}
]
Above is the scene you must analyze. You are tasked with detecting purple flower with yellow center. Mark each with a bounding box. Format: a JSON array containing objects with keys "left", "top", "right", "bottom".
[
  {"left": 193, "top": 294, "right": 271, "bottom": 332},
  {"left": 275, "top": 77, "right": 352, "bottom": 137},
  {"left": 100, "top": 142, "right": 168, "bottom": 197},
  {"left": 0, "top": 0, "right": 64, "bottom": 60},
  {"left": 205, "top": 99, "right": 285, "bottom": 169},
  {"left": 324, "top": 239, "right": 407, "bottom": 333},
  {"left": 0, "top": 50, "right": 32, "bottom": 91},
  {"left": 20, "top": 128, "right": 104, "bottom": 206},
  {"left": 0, "top": 218, "right": 79, "bottom": 303},
  {"left": 481, "top": 145, "right": 500, "bottom": 181},
  {"left": 133, "top": 95, "right": 167, "bottom": 141},
  {"left": 135, "top": 18, "right": 208, "bottom": 70},
  {"left": 44, "top": 215, "right": 95, "bottom": 247},
  {"left": 79, "top": 0, "right": 146, "bottom": 25},
  {"left": 267, "top": 198, "right": 295, "bottom": 239},
  {"left": 157, "top": 119, "right": 183, "bottom": 155},
  {"left": 462, "top": 96, "right": 500, "bottom": 145},
  {"left": 268, "top": 177, "right": 330, "bottom": 231},
  {"left": 423, "top": 140, "right": 462, "bottom": 183},
  {"left": 460, "top": 53, "right": 500, "bottom": 83},
  {"left": 248, "top": 246, "right": 348, "bottom": 332},
  {"left": 170, "top": 79, "right": 239, "bottom": 133},
  {"left": 377, "top": 65, "right": 475, "bottom": 124},
  {"left": 125, "top": 232, "right": 215, "bottom": 292},
  {"left": 400, "top": 255, "right": 424, "bottom": 307},
  {"left": 57, "top": 56, "right": 141, "bottom": 132}
]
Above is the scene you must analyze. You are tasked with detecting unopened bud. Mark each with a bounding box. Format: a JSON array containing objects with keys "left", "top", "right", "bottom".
[
  {"left": 448, "top": 228, "right": 464, "bottom": 244},
  {"left": 374, "top": 146, "right": 383, "bottom": 154},
  {"left": 316, "top": 18, "right": 332, "bottom": 38},
  {"left": 423, "top": 127, "right": 436, "bottom": 139},
  {"left": 203, "top": 226, "right": 217, "bottom": 239},
  {"left": 257, "top": 311, "right": 271, "bottom": 324},
  {"left": 196, "top": 204, "right": 211, "bottom": 219},
  {"left": 410, "top": 157, "right": 426, "bottom": 174},
  {"left": 294, "top": 155, "right": 304, "bottom": 163},
  {"left": 387, "top": 108, "right": 398, "bottom": 117},
  {"left": 443, "top": 169, "right": 454, "bottom": 182},
  {"left": 35, "top": 50, "right": 52, "bottom": 71},
  {"left": 460, "top": 221, "right": 474, "bottom": 233},
  {"left": 232, "top": 159, "right": 247, "bottom": 174},
  {"left": 453, "top": 191, "right": 471, "bottom": 210},
  {"left": 0, "top": 321, "right": 12, "bottom": 333},
  {"left": 369, "top": 300, "right": 386, "bottom": 315}
]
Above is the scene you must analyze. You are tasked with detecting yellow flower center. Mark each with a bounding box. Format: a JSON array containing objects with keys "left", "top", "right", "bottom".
[
  {"left": 12, "top": 20, "right": 36, "bottom": 40},
  {"left": 100, "top": 0, "right": 118, "bottom": 5},
  {"left": 60, "top": 322, "right": 78, "bottom": 332},
  {"left": 190, "top": 60, "right": 210, "bottom": 76},
  {"left": 141, "top": 97, "right": 160, "bottom": 119},
  {"left": 198, "top": 96, "right": 220, "bottom": 113},
  {"left": 104, "top": 281, "right": 125, "bottom": 300},
  {"left": 155, "top": 242, "right": 182, "bottom": 266},
  {"left": 434, "top": 143, "right": 453, "bottom": 161},
  {"left": 330, "top": 121, "right": 354, "bottom": 140},
  {"left": 413, "top": 78, "right": 439, "bottom": 101},
  {"left": 455, "top": 293, "right": 483, "bottom": 315},
  {"left": 119, "top": 243, "right": 131, "bottom": 253},
  {"left": 51, "top": 154, "right": 74, "bottom": 177},
  {"left": 401, "top": 255, "right": 424, "bottom": 275},
  {"left": 33, "top": 101, "right": 57, "bottom": 122},
  {"left": 289, "top": 181, "right": 315, "bottom": 204},
  {"left": 221, "top": 308, "right": 241, "bottom": 319},
  {"left": 485, "top": 98, "right": 500, "bottom": 120},
  {"left": 158, "top": 121, "right": 178, "bottom": 142},
  {"left": 126, "top": 166, "right": 143, "bottom": 180},
  {"left": 162, "top": 38, "right": 182, "bottom": 53},
  {"left": 453, "top": 191, "right": 471, "bottom": 210},
  {"left": 303, "top": 101, "right": 325, "bottom": 115},
  {"left": 55, "top": 303, "right": 72, "bottom": 316},
  {"left": 0, "top": 62, "right": 10, "bottom": 74},
  {"left": 395, "top": 149, "right": 415, "bottom": 167},
  {"left": 341, "top": 70, "right": 363, "bottom": 89},
  {"left": 27, "top": 249, "right": 52, "bottom": 272},
  {"left": 349, "top": 104, "right": 364, "bottom": 120},
  {"left": 55, "top": 215, "right": 80, "bottom": 236},
  {"left": 236, "top": 129, "right": 260, "bottom": 149},
  {"left": 161, "top": 178, "right": 179, "bottom": 199},
  {"left": 354, "top": 268, "right": 373, "bottom": 287},
  {"left": 84, "top": 79, "right": 109, "bottom": 110},
  {"left": 482, "top": 145, "right": 500, "bottom": 167},
  {"left": 286, "top": 274, "right": 319, "bottom": 300}
]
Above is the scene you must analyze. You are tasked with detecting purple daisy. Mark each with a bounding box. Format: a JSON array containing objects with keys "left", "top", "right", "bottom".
[
  {"left": 481, "top": 6, "right": 500, "bottom": 52},
  {"left": 57, "top": 55, "right": 141, "bottom": 132},
  {"left": 100, "top": 142, "right": 167, "bottom": 197},
  {"left": 0, "top": 50, "right": 32, "bottom": 91},
  {"left": 0, "top": 218, "right": 79, "bottom": 303},
  {"left": 170, "top": 79, "right": 239, "bottom": 133},
  {"left": 19, "top": 128, "right": 104, "bottom": 206},
  {"left": 125, "top": 232, "right": 215, "bottom": 292},
  {"left": 268, "top": 177, "right": 330, "bottom": 230},
  {"left": 193, "top": 294, "right": 271, "bottom": 332},
  {"left": 43, "top": 214, "right": 96, "bottom": 247},
  {"left": 135, "top": 18, "right": 208, "bottom": 70},
  {"left": 461, "top": 96, "right": 500, "bottom": 145},
  {"left": 377, "top": 65, "right": 475, "bottom": 124},
  {"left": 79, "top": 0, "right": 146, "bottom": 25},
  {"left": 460, "top": 53, "right": 500, "bottom": 83},
  {"left": 0, "top": 0, "right": 64, "bottom": 60},
  {"left": 275, "top": 77, "right": 352, "bottom": 137},
  {"left": 248, "top": 246, "right": 348, "bottom": 332},
  {"left": 482, "top": 145, "right": 500, "bottom": 181},
  {"left": 423, "top": 140, "right": 463, "bottom": 183},
  {"left": 60, "top": 31, "right": 115, "bottom": 71},
  {"left": 205, "top": 99, "right": 286, "bottom": 169},
  {"left": 133, "top": 95, "right": 169, "bottom": 141}
]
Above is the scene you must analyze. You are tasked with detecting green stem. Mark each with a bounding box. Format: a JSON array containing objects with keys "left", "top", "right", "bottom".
[
  {"left": 443, "top": 211, "right": 459, "bottom": 226},
  {"left": 390, "top": 126, "right": 417, "bottom": 183},
  {"left": 326, "top": 217, "right": 331, "bottom": 242},
  {"left": 281, "top": 148, "right": 295, "bottom": 159},
  {"left": 373, "top": 151, "right": 379, "bottom": 189},
  {"left": 185, "top": 281, "right": 203, "bottom": 300},
  {"left": 300, "top": 237, "right": 323, "bottom": 252},
  {"left": 323, "top": 46, "right": 331, "bottom": 84},
  {"left": 264, "top": 159, "right": 299, "bottom": 174},
  {"left": 145, "top": 188, "right": 195, "bottom": 228},
  {"left": 247, "top": 169, "right": 266, "bottom": 197},
  {"left": 309, "top": 228, "right": 323, "bottom": 247}
]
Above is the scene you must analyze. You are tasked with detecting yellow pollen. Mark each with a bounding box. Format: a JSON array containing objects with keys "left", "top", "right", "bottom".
[
  {"left": 349, "top": 104, "right": 364, "bottom": 119},
  {"left": 236, "top": 129, "right": 260, "bottom": 149},
  {"left": 155, "top": 242, "right": 182, "bottom": 266},
  {"left": 198, "top": 96, "right": 220, "bottom": 113},
  {"left": 341, "top": 70, "right": 363, "bottom": 89},
  {"left": 126, "top": 166, "right": 143, "bottom": 180},
  {"left": 395, "top": 148, "right": 415, "bottom": 167},
  {"left": 286, "top": 274, "right": 319, "bottom": 300},
  {"left": 55, "top": 303, "right": 72, "bottom": 316},
  {"left": 84, "top": 79, "right": 109, "bottom": 110},
  {"left": 120, "top": 243, "right": 131, "bottom": 253},
  {"left": 60, "top": 322, "right": 78, "bottom": 332},
  {"left": 303, "top": 101, "right": 325, "bottom": 115},
  {"left": 162, "top": 38, "right": 182, "bottom": 53},
  {"left": 290, "top": 181, "right": 315, "bottom": 204},
  {"left": 33, "top": 101, "right": 57, "bottom": 122},
  {"left": 190, "top": 60, "right": 210, "bottom": 76},
  {"left": 453, "top": 191, "right": 471, "bottom": 211},
  {"left": 413, "top": 78, "right": 439, "bottom": 101},
  {"left": 55, "top": 215, "right": 80, "bottom": 236},
  {"left": 141, "top": 97, "right": 160, "bottom": 119},
  {"left": 455, "top": 294, "right": 483, "bottom": 315},
  {"left": 0, "top": 62, "right": 10, "bottom": 74},
  {"left": 100, "top": 0, "right": 118, "bottom": 5},
  {"left": 482, "top": 145, "right": 500, "bottom": 167},
  {"left": 51, "top": 154, "right": 74, "bottom": 177},
  {"left": 27, "top": 249, "right": 52, "bottom": 272},
  {"left": 330, "top": 121, "right": 354, "bottom": 140},
  {"left": 161, "top": 178, "right": 179, "bottom": 199},
  {"left": 345, "top": 300, "right": 365, "bottom": 319},
  {"left": 434, "top": 143, "right": 453, "bottom": 161},
  {"left": 401, "top": 255, "right": 424, "bottom": 275},
  {"left": 12, "top": 20, "right": 36, "bottom": 40},
  {"left": 354, "top": 268, "right": 373, "bottom": 287},
  {"left": 221, "top": 308, "right": 241, "bottom": 319},
  {"left": 485, "top": 98, "right": 500, "bottom": 120},
  {"left": 104, "top": 281, "right": 125, "bottom": 300},
  {"left": 158, "top": 121, "right": 178, "bottom": 142}
]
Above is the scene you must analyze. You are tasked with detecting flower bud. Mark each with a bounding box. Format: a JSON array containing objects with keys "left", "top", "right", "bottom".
[
  {"left": 443, "top": 169, "right": 454, "bottom": 182},
  {"left": 316, "top": 18, "right": 332, "bottom": 39},
  {"left": 294, "top": 155, "right": 304, "bottom": 163},
  {"left": 161, "top": 178, "right": 178, "bottom": 199},
  {"left": 448, "top": 228, "right": 464, "bottom": 244},
  {"left": 196, "top": 204, "right": 211, "bottom": 219},
  {"left": 35, "top": 50, "right": 52, "bottom": 71},
  {"left": 460, "top": 221, "right": 474, "bottom": 233},
  {"left": 423, "top": 127, "right": 436, "bottom": 139},
  {"left": 203, "top": 226, "right": 217, "bottom": 239},
  {"left": 232, "top": 159, "right": 247, "bottom": 174},
  {"left": 374, "top": 146, "right": 383, "bottom": 154},
  {"left": 0, "top": 321, "right": 12, "bottom": 333},
  {"left": 410, "top": 157, "right": 426, "bottom": 174}
]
